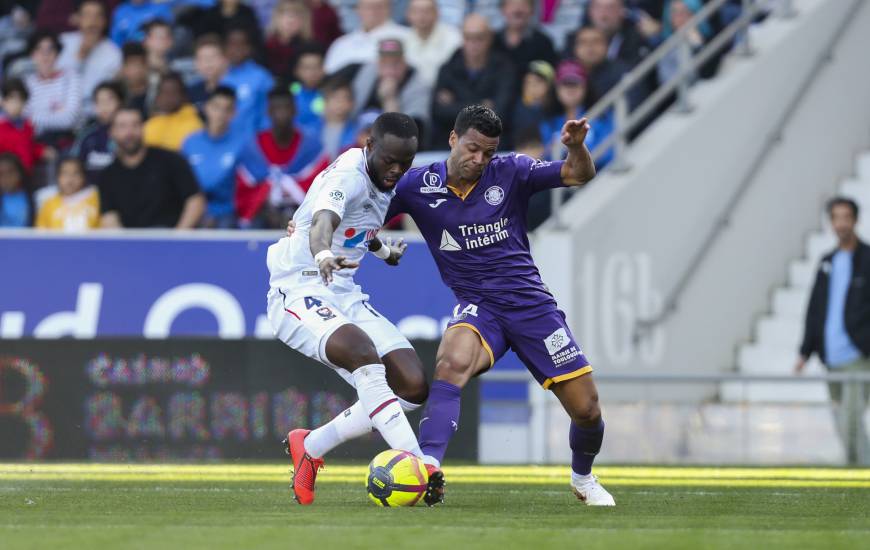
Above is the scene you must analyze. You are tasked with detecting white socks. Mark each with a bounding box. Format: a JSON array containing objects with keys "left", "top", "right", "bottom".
[
  {"left": 303, "top": 370, "right": 424, "bottom": 459},
  {"left": 351, "top": 364, "right": 424, "bottom": 458}
]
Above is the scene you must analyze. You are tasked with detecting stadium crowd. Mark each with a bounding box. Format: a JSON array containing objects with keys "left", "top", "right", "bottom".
[{"left": 0, "top": 0, "right": 742, "bottom": 230}]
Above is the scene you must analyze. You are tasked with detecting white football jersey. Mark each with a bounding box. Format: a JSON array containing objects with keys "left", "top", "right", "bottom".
[{"left": 267, "top": 148, "right": 394, "bottom": 294}]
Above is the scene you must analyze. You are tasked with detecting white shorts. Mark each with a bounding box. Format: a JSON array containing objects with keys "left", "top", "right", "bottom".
[{"left": 266, "top": 286, "right": 413, "bottom": 387}]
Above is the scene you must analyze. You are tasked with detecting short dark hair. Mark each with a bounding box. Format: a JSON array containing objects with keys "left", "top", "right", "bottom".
[
  {"left": 112, "top": 103, "right": 145, "bottom": 124},
  {"left": 142, "top": 18, "right": 172, "bottom": 36},
  {"left": 454, "top": 104, "right": 503, "bottom": 138},
  {"left": 195, "top": 33, "right": 224, "bottom": 53},
  {"left": 209, "top": 85, "right": 236, "bottom": 102},
  {"left": 372, "top": 112, "right": 418, "bottom": 141},
  {"left": 267, "top": 85, "right": 293, "bottom": 101},
  {"left": 321, "top": 77, "right": 352, "bottom": 97},
  {"left": 28, "top": 30, "right": 62, "bottom": 56},
  {"left": 158, "top": 72, "right": 186, "bottom": 93},
  {"left": 0, "top": 151, "right": 27, "bottom": 183},
  {"left": 827, "top": 197, "right": 859, "bottom": 219},
  {"left": 122, "top": 42, "right": 147, "bottom": 61},
  {"left": 93, "top": 80, "right": 125, "bottom": 102},
  {"left": 295, "top": 43, "right": 325, "bottom": 60},
  {"left": 1, "top": 77, "right": 29, "bottom": 101}
]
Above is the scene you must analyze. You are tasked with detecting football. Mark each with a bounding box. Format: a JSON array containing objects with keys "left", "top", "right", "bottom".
[{"left": 366, "top": 449, "right": 429, "bottom": 507}]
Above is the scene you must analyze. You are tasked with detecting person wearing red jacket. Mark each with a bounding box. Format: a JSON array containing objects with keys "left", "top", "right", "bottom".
[{"left": 0, "top": 78, "right": 51, "bottom": 174}]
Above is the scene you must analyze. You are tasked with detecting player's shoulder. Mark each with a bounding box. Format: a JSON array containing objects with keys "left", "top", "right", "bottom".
[{"left": 396, "top": 161, "right": 447, "bottom": 196}]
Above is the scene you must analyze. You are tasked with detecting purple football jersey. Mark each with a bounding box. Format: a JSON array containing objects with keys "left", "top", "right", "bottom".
[{"left": 388, "top": 154, "right": 566, "bottom": 309}]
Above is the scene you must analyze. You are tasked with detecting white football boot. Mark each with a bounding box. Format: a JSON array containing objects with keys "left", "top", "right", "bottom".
[{"left": 571, "top": 473, "right": 616, "bottom": 506}]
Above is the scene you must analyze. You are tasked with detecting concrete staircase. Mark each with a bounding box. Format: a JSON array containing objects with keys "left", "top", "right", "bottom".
[{"left": 723, "top": 152, "right": 870, "bottom": 402}]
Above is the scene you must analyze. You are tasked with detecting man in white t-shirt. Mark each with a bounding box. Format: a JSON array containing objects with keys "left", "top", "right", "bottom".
[
  {"left": 266, "top": 112, "right": 444, "bottom": 506},
  {"left": 323, "top": 0, "right": 411, "bottom": 74},
  {"left": 404, "top": 0, "right": 462, "bottom": 87}
]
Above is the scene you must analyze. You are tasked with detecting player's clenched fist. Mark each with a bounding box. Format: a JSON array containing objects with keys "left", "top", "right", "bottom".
[{"left": 560, "top": 118, "right": 590, "bottom": 149}]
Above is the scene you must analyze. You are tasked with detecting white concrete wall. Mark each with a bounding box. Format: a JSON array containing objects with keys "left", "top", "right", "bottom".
[{"left": 533, "top": 0, "right": 870, "bottom": 377}]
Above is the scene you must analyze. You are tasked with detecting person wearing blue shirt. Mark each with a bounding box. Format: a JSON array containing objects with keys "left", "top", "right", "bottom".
[
  {"left": 0, "top": 152, "right": 32, "bottom": 227},
  {"left": 110, "top": 1, "right": 174, "bottom": 46},
  {"left": 181, "top": 86, "right": 269, "bottom": 228},
  {"left": 539, "top": 60, "right": 613, "bottom": 168},
  {"left": 798, "top": 197, "right": 870, "bottom": 464},
  {"left": 290, "top": 45, "right": 327, "bottom": 133},
  {"left": 221, "top": 28, "right": 275, "bottom": 136}
]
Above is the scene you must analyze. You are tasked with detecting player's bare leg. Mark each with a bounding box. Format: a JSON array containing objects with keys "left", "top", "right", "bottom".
[
  {"left": 287, "top": 324, "right": 426, "bottom": 505},
  {"left": 551, "top": 374, "right": 615, "bottom": 506},
  {"left": 418, "top": 326, "right": 491, "bottom": 505}
]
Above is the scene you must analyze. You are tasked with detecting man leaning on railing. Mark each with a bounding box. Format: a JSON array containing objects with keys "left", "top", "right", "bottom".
[{"left": 796, "top": 197, "right": 870, "bottom": 463}]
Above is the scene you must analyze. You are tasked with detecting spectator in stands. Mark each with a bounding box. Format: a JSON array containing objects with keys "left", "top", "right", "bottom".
[
  {"left": 494, "top": 0, "right": 557, "bottom": 92},
  {"left": 143, "top": 72, "right": 203, "bottom": 151},
  {"left": 240, "top": 86, "right": 326, "bottom": 227},
  {"left": 0, "top": 152, "right": 32, "bottom": 227},
  {"left": 33, "top": 0, "right": 76, "bottom": 35},
  {"left": 656, "top": 0, "right": 705, "bottom": 86},
  {"left": 571, "top": 25, "right": 645, "bottom": 108},
  {"left": 195, "top": 0, "right": 263, "bottom": 55},
  {"left": 796, "top": 197, "right": 870, "bottom": 462},
  {"left": 587, "top": 0, "right": 653, "bottom": 67},
  {"left": 540, "top": 60, "right": 612, "bottom": 166},
  {"left": 143, "top": 19, "right": 175, "bottom": 77},
  {"left": 57, "top": 0, "right": 122, "bottom": 107},
  {"left": 514, "top": 124, "right": 551, "bottom": 230},
  {"left": 119, "top": 42, "right": 149, "bottom": 116},
  {"left": 110, "top": 0, "right": 174, "bottom": 46},
  {"left": 317, "top": 78, "right": 357, "bottom": 160},
  {"left": 404, "top": 0, "right": 462, "bottom": 88},
  {"left": 24, "top": 31, "right": 83, "bottom": 148},
  {"left": 72, "top": 81, "right": 125, "bottom": 184},
  {"left": 223, "top": 27, "right": 275, "bottom": 133},
  {"left": 307, "top": 0, "right": 342, "bottom": 48},
  {"left": 512, "top": 61, "right": 554, "bottom": 141},
  {"left": 0, "top": 5, "right": 33, "bottom": 77},
  {"left": 0, "top": 78, "right": 50, "bottom": 175},
  {"left": 99, "top": 105, "right": 205, "bottom": 228},
  {"left": 351, "top": 39, "right": 430, "bottom": 137},
  {"left": 35, "top": 157, "right": 100, "bottom": 231},
  {"left": 430, "top": 14, "right": 514, "bottom": 149},
  {"left": 265, "top": 0, "right": 318, "bottom": 81},
  {"left": 181, "top": 86, "right": 269, "bottom": 228},
  {"left": 188, "top": 34, "right": 229, "bottom": 114},
  {"left": 323, "top": 0, "right": 411, "bottom": 75},
  {"left": 290, "top": 44, "right": 326, "bottom": 132}
]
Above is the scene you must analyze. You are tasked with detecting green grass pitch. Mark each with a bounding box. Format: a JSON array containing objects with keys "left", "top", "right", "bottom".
[{"left": 2, "top": 464, "right": 869, "bottom": 549}]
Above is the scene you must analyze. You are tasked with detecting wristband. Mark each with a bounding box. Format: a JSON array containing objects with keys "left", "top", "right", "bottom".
[
  {"left": 373, "top": 243, "right": 391, "bottom": 260},
  {"left": 314, "top": 250, "right": 335, "bottom": 265}
]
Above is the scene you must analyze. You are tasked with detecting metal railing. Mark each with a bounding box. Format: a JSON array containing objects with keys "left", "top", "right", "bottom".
[
  {"left": 549, "top": 0, "right": 791, "bottom": 228},
  {"left": 483, "top": 370, "right": 870, "bottom": 465}
]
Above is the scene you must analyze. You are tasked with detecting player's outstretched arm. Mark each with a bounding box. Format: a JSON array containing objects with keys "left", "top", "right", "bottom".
[
  {"left": 368, "top": 236, "right": 408, "bottom": 266},
  {"left": 560, "top": 118, "right": 596, "bottom": 187},
  {"left": 310, "top": 210, "right": 359, "bottom": 284}
]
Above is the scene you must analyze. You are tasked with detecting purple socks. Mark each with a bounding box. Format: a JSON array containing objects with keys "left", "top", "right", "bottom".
[
  {"left": 570, "top": 419, "right": 604, "bottom": 475},
  {"left": 418, "top": 380, "right": 462, "bottom": 463}
]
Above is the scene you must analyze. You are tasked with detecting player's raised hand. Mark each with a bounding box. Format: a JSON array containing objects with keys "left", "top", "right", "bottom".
[
  {"left": 561, "top": 118, "right": 591, "bottom": 150},
  {"left": 383, "top": 237, "right": 408, "bottom": 266},
  {"left": 286, "top": 219, "right": 297, "bottom": 238},
  {"left": 318, "top": 256, "right": 359, "bottom": 285}
]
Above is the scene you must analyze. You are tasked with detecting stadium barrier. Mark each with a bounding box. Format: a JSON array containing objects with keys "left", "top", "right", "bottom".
[
  {"left": 481, "top": 370, "right": 870, "bottom": 466},
  {"left": 0, "top": 339, "right": 479, "bottom": 461}
]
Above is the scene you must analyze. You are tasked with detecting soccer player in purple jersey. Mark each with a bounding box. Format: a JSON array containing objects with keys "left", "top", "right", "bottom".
[{"left": 372, "top": 104, "right": 614, "bottom": 505}]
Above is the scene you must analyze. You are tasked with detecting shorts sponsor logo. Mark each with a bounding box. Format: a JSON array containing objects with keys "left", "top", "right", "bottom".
[
  {"left": 484, "top": 186, "right": 504, "bottom": 206},
  {"left": 440, "top": 230, "right": 462, "bottom": 251},
  {"left": 544, "top": 328, "right": 583, "bottom": 367},
  {"left": 302, "top": 270, "right": 318, "bottom": 277},
  {"left": 421, "top": 170, "right": 448, "bottom": 194}
]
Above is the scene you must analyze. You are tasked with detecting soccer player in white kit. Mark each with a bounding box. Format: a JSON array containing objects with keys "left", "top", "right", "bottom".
[{"left": 265, "top": 113, "right": 441, "bottom": 505}]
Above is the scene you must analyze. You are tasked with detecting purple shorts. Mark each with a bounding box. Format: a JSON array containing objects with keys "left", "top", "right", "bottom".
[{"left": 445, "top": 300, "right": 592, "bottom": 389}]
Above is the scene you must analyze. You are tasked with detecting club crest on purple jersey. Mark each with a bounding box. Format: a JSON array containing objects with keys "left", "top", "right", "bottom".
[{"left": 484, "top": 186, "right": 505, "bottom": 206}]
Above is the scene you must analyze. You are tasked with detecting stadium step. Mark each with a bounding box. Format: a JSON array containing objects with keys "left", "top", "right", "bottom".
[{"left": 729, "top": 149, "right": 870, "bottom": 403}]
